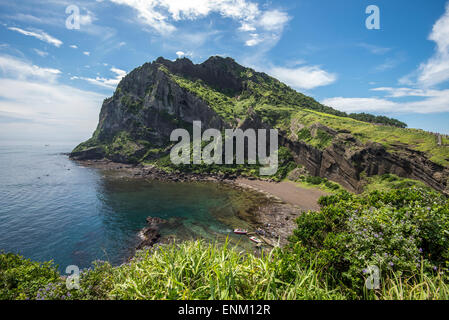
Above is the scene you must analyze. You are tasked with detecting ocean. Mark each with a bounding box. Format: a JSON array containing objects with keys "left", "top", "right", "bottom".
[{"left": 0, "top": 145, "right": 260, "bottom": 272}]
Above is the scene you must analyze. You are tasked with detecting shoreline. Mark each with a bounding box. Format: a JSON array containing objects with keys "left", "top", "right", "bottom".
[{"left": 73, "top": 158, "right": 326, "bottom": 248}]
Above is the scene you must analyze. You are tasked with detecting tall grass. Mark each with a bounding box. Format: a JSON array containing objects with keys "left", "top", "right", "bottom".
[
  {"left": 106, "top": 240, "right": 346, "bottom": 300},
  {"left": 3, "top": 240, "right": 449, "bottom": 300},
  {"left": 372, "top": 272, "right": 449, "bottom": 300},
  {"left": 107, "top": 241, "right": 449, "bottom": 300}
]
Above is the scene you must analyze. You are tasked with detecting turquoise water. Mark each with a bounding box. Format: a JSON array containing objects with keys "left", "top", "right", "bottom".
[{"left": 0, "top": 145, "right": 259, "bottom": 271}]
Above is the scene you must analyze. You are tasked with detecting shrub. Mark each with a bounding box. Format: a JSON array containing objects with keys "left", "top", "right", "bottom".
[
  {"left": 0, "top": 253, "right": 61, "bottom": 300},
  {"left": 289, "top": 187, "right": 449, "bottom": 294},
  {"left": 305, "top": 176, "right": 324, "bottom": 185}
]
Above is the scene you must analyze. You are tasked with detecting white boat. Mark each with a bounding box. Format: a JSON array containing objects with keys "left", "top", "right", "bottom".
[
  {"left": 234, "top": 228, "right": 248, "bottom": 235},
  {"left": 249, "top": 236, "right": 262, "bottom": 244}
]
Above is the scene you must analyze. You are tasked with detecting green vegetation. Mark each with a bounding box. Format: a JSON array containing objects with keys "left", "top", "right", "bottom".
[
  {"left": 170, "top": 75, "right": 238, "bottom": 124},
  {"left": 105, "top": 241, "right": 345, "bottom": 300},
  {"left": 348, "top": 113, "right": 407, "bottom": 128},
  {"left": 290, "top": 109, "right": 449, "bottom": 166},
  {"left": 71, "top": 137, "right": 102, "bottom": 154},
  {"left": 3, "top": 186, "right": 448, "bottom": 300},
  {"left": 107, "top": 131, "right": 145, "bottom": 163},
  {"left": 296, "top": 127, "right": 333, "bottom": 150},
  {"left": 166, "top": 63, "right": 405, "bottom": 130},
  {"left": 0, "top": 253, "right": 60, "bottom": 300},
  {"left": 0, "top": 242, "right": 345, "bottom": 300},
  {"left": 442, "top": 135, "right": 449, "bottom": 146},
  {"left": 362, "top": 173, "right": 429, "bottom": 194},
  {"left": 0, "top": 253, "right": 113, "bottom": 300},
  {"left": 120, "top": 95, "right": 143, "bottom": 114},
  {"left": 72, "top": 59, "right": 448, "bottom": 172},
  {"left": 61, "top": 57, "right": 449, "bottom": 300},
  {"left": 292, "top": 175, "right": 342, "bottom": 192},
  {"left": 285, "top": 165, "right": 343, "bottom": 192},
  {"left": 290, "top": 186, "right": 449, "bottom": 298},
  {"left": 144, "top": 143, "right": 296, "bottom": 182}
]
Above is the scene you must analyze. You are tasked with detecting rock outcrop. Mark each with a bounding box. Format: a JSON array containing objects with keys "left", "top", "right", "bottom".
[
  {"left": 280, "top": 133, "right": 449, "bottom": 194},
  {"left": 137, "top": 217, "right": 167, "bottom": 249},
  {"left": 70, "top": 56, "right": 449, "bottom": 195}
]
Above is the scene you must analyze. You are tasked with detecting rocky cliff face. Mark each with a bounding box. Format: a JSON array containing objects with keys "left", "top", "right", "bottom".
[
  {"left": 71, "top": 57, "right": 230, "bottom": 162},
  {"left": 280, "top": 134, "right": 449, "bottom": 194},
  {"left": 71, "top": 56, "right": 449, "bottom": 195}
]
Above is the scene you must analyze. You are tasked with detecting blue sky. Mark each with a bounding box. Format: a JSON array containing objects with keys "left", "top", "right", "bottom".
[{"left": 0, "top": 0, "right": 449, "bottom": 145}]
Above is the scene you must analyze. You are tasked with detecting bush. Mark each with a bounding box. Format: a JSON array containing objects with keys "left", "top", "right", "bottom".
[
  {"left": 0, "top": 252, "right": 116, "bottom": 300},
  {"left": 305, "top": 176, "right": 325, "bottom": 185},
  {"left": 0, "top": 253, "right": 61, "bottom": 300},
  {"left": 289, "top": 187, "right": 449, "bottom": 294}
]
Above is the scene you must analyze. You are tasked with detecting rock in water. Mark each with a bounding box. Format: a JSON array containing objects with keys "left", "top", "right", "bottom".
[{"left": 137, "top": 217, "right": 167, "bottom": 249}]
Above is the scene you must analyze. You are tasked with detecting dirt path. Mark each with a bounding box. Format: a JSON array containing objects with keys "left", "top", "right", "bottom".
[{"left": 235, "top": 179, "right": 327, "bottom": 211}]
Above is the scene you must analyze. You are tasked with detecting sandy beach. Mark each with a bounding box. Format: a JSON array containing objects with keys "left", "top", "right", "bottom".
[{"left": 235, "top": 178, "right": 327, "bottom": 211}]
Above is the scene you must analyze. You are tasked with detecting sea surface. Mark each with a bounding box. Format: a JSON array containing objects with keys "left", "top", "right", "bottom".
[{"left": 0, "top": 145, "right": 261, "bottom": 272}]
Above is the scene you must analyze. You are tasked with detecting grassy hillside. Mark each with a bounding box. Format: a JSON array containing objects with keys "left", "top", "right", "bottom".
[
  {"left": 162, "top": 63, "right": 449, "bottom": 167},
  {"left": 288, "top": 109, "right": 449, "bottom": 167},
  {"left": 73, "top": 58, "right": 448, "bottom": 173},
  {"left": 362, "top": 173, "right": 429, "bottom": 194},
  {"left": 165, "top": 62, "right": 405, "bottom": 128}
]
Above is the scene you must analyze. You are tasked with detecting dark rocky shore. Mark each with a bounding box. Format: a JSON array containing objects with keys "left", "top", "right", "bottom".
[{"left": 75, "top": 158, "right": 242, "bottom": 182}]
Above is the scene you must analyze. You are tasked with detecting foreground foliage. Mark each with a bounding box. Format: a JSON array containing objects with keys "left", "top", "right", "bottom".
[
  {"left": 0, "top": 242, "right": 345, "bottom": 300},
  {"left": 1, "top": 186, "right": 449, "bottom": 300},
  {"left": 290, "top": 186, "right": 449, "bottom": 298}
]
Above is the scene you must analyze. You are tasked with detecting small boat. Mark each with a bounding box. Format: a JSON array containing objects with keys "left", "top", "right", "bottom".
[
  {"left": 249, "top": 236, "right": 262, "bottom": 244},
  {"left": 233, "top": 228, "right": 248, "bottom": 235}
]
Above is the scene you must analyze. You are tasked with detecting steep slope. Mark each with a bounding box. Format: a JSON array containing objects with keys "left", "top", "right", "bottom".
[{"left": 70, "top": 56, "right": 449, "bottom": 194}]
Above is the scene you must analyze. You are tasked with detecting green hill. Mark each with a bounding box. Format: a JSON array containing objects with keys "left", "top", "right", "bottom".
[{"left": 70, "top": 56, "right": 449, "bottom": 195}]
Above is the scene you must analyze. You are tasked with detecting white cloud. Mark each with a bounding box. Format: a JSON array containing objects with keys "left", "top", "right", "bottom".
[
  {"left": 371, "top": 87, "right": 441, "bottom": 98},
  {"left": 70, "top": 45, "right": 78, "bottom": 49},
  {"left": 33, "top": 49, "right": 48, "bottom": 57},
  {"left": 322, "top": 89, "right": 449, "bottom": 114},
  {"left": 0, "top": 54, "right": 105, "bottom": 143},
  {"left": 71, "top": 67, "right": 127, "bottom": 89},
  {"left": 322, "top": 97, "right": 397, "bottom": 113},
  {"left": 7, "top": 27, "right": 63, "bottom": 47},
  {"left": 0, "top": 55, "right": 61, "bottom": 82},
  {"left": 175, "top": 51, "right": 193, "bottom": 58},
  {"left": 258, "top": 9, "right": 289, "bottom": 31},
  {"left": 417, "top": 3, "right": 449, "bottom": 86},
  {"left": 79, "top": 10, "right": 97, "bottom": 26},
  {"left": 269, "top": 65, "right": 337, "bottom": 90},
  {"left": 109, "top": 0, "right": 289, "bottom": 47},
  {"left": 4, "top": 6, "right": 115, "bottom": 39},
  {"left": 110, "top": 67, "right": 127, "bottom": 79},
  {"left": 245, "top": 39, "right": 261, "bottom": 47},
  {"left": 83, "top": 51, "right": 91, "bottom": 56},
  {"left": 239, "top": 23, "right": 256, "bottom": 32},
  {"left": 109, "top": 0, "right": 177, "bottom": 34},
  {"left": 0, "top": 79, "right": 105, "bottom": 143},
  {"left": 245, "top": 33, "right": 262, "bottom": 47},
  {"left": 5, "top": 13, "right": 45, "bottom": 25}
]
